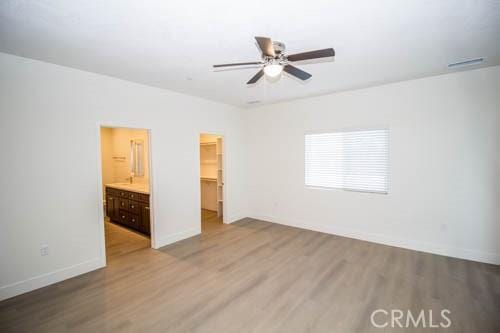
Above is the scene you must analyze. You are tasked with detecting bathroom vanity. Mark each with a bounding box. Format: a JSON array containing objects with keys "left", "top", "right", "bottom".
[{"left": 105, "top": 183, "right": 150, "bottom": 235}]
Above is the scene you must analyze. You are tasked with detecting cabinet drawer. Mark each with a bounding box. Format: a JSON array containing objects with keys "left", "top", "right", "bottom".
[
  {"left": 139, "top": 193, "right": 149, "bottom": 203},
  {"left": 118, "top": 210, "right": 140, "bottom": 229},
  {"left": 117, "top": 198, "right": 140, "bottom": 214},
  {"left": 118, "top": 198, "right": 129, "bottom": 210},
  {"left": 128, "top": 213, "right": 140, "bottom": 229},
  {"left": 118, "top": 211, "right": 128, "bottom": 225},
  {"left": 127, "top": 200, "right": 140, "bottom": 214},
  {"left": 106, "top": 187, "right": 119, "bottom": 196},
  {"left": 128, "top": 192, "right": 139, "bottom": 200},
  {"left": 118, "top": 190, "right": 129, "bottom": 198}
]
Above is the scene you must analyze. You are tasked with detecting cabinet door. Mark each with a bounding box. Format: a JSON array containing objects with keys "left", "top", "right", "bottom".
[
  {"left": 106, "top": 196, "right": 119, "bottom": 221},
  {"left": 117, "top": 210, "right": 139, "bottom": 230},
  {"left": 106, "top": 195, "right": 113, "bottom": 218},
  {"left": 118, "top": 210, "right": 129, "bottom": 227},
  {"left": 140, "top": 204, "right": 151, "bottom": 235}
]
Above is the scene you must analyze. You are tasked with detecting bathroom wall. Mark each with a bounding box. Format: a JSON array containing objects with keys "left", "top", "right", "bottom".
[
  {"left": 101, "top": 127, "right": 150, "bottom": 185},
  {"left": 100, "top": 127, "right": 114, "bottom": 197}
]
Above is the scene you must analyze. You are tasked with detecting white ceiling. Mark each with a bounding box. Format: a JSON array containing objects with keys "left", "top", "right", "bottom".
[{"left": 1, "top": 0, "right": 499, "bottom": 107}]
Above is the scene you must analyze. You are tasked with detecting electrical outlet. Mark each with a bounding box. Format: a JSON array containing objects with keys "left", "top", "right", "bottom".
[{"left": 40, "top": 244, "right": 49, "bottom": 256}]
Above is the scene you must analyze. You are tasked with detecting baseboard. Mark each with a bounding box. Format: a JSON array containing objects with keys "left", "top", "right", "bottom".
[
  {"left": 226, "top": 213, "right": 248, "bottom": 224},
  {"left": 154, "top": 227, "right": 201, "bottom": 249},
  {"left": 0, "top": 257, "right": 104, "bottom": 301},
  {"left": 250, "top": 214, "right": 500, "bottom": 265}
]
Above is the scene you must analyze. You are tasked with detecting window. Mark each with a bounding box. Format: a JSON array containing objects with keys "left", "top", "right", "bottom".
[{"left": 305, "top": 129, "right": 389, "bottom": 193}]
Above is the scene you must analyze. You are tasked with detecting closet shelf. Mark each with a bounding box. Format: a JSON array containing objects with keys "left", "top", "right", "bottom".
[
  {"left": 200, "top": 177, "right": 217, "bottom": 182},
  {"left": 200, "top": 136, "right": 223, "bottom": 218}
]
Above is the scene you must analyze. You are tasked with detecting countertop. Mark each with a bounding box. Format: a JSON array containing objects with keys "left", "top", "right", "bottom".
[{"left": 105, "top": 182, "right": 150, "bottom": 194}]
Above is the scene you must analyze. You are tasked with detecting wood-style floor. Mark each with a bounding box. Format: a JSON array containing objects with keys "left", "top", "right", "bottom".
[
  {"left": 1, "top": 217, "right": 499, "bottom": 332},
  {"left": 201, "top": 208, "right": 223, "bottom": 233},
  {"left": 105, "top": 219, "right": 150, "bottom": 261}
]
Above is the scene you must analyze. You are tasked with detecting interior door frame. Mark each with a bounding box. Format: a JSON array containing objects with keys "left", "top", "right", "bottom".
[
  {"left": 199, "top": 131, "right": 228, "bottom": 225},
  {"left": 96, "top": 123, "right": 157, "bottom": 267}
]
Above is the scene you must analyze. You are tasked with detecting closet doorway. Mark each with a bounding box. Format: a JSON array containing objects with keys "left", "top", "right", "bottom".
[{"left": 199, "top": 133, "right": 224, "bottom": 233}]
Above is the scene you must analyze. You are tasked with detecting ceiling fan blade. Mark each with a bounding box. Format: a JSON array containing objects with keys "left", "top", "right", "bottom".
[
  {"left": 213, "top": 61, "right": 263, "bottom": 68},
  {"left": 287, "top": 48, "right": 335, "bottom": 62},
  {"left": 283, "top": 65, "right": 312, "bottom": 81},
  {"left": 247, "top": 69, "right": 265, "bottom": 84},
  {"left": 255, "top": 36, "right": 275, "bottom": 57}
]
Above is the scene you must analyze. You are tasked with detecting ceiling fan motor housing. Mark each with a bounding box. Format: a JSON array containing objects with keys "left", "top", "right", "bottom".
[
  {"left": 272, "top": 41, "right": 286, "bottom": 54},
  {"left": 264, "top": 41, "right": 288, "bottom": 66}
]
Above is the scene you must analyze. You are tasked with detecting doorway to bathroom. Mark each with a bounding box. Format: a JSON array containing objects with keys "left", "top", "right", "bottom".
[
  {"left": 99, "top": 126, "right": 153, "bottom": 261},
  {"left": 199, "top": 133, "right": 225, "bottom": 233}
]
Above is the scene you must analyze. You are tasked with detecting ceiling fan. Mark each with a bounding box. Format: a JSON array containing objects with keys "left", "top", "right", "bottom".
[{"left": 213, "top": 36, "right": 335, "bottom": 84}]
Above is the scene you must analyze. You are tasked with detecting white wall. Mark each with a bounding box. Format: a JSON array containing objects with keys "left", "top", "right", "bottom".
[
  {"left": 0, "top": 52, "right": 248, "bottom": 300},
  {"left": 1, "top": 50, "right": 499, "bottom": 302},
  {"left": 245, "top": 66, "right": 500, "bottom": 265}
]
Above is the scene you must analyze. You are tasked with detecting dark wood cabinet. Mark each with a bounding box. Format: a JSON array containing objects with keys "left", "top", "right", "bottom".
[
  {"left": 141, "top": 204, "right": 150, "bottom": 234},
  {"left": 106, "top": 187, "right": 150, "bottom": 235},
  {"left": 106, "top": 195, "right": 119, "bottom": 221}
]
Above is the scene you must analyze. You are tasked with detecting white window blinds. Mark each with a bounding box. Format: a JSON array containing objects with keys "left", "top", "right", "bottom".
[{"left": 305, "top": 129, "right": 389, "bottom": 193}]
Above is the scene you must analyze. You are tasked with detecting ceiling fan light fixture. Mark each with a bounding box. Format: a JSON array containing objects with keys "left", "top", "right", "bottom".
[
  {"left": 263, "top": 64, "right": 283, "bottom": 77},
  {"left": 213, "top": 36, "right": 335, "bottom": 84}
]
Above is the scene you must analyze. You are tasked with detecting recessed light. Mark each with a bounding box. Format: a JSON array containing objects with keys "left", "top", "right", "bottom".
[
  {"left": 247, "top": 100, "right": 260, "bottom": 105},
  {"left": 448, "top": 58, "right": 484, "bottom": 68}
]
